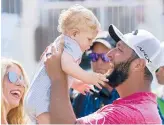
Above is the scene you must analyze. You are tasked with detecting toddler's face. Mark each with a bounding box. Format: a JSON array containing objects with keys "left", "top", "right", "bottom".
[{"left": 75, "top": 29, "right": 98, "bottom": 52}]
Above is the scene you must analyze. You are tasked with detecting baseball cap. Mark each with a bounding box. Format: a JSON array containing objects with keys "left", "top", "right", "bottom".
[
  {"left": 108, "top": 24, "right": 163, "bottom": 75},
  {"left": 160, "top": 42, "right": 164, "bottom": 67},
  {"left": 90, "top": 31, "right": 116, "bottom": 49}
]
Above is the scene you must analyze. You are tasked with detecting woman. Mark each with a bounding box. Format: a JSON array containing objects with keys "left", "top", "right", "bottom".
[{"left": 1, "top": 58, "right": 29, "bottom": 124}]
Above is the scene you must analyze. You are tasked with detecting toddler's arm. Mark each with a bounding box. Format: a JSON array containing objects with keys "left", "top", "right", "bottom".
[{"left": 61, "top": 52, "right": 108, "bottom": 89}]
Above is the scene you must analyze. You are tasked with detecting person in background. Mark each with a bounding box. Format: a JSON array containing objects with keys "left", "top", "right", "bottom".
[
  {"left": 156, "top": 65, "right": 164, "bottom": 124},
  {"left": 71, "top": 31, "right": 119, "bottom": 118},
  {"left": 156, "top": 65, "right": 164, "bottom": 85},
  {"left": 1, "top": 58, "right": 29, "bottom": 124}
]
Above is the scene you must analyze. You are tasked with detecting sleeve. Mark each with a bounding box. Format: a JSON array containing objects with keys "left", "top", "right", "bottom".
[
  {"left": 64, "top": 36, "right": 82, "bottom": 62},
  {"left": 75, "top": 105, "right": 138, "bottom": 124}
]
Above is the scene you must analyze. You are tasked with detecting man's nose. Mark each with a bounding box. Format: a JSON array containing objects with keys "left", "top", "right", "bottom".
[
  {"left": 97, "top": 57, "right": 104, "bottom": 64},
  {"left": 106, "top": 49, "right": 115, "bottom": 60}
]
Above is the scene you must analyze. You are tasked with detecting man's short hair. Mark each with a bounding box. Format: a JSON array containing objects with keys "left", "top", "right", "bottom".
[{"left": 132, "top": 51, "right": 153, "bottom": 82}]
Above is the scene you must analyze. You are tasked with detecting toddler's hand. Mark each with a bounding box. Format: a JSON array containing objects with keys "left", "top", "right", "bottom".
[{"left": 86, "top": 72, "right": 109, "bottom": 89}]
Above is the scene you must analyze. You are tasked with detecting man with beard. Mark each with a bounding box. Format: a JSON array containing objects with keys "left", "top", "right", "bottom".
[{"left": 45, "top": 24, "right": 163, "bottom": 124}]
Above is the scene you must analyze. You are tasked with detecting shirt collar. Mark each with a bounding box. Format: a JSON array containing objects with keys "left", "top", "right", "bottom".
[{"left": 113, "top": 92, "right": 157, "bottom": 104}]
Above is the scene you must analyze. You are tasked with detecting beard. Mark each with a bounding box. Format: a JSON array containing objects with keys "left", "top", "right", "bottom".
[{"left": 106, "top": 58, "right": 135, "bottom": 88}]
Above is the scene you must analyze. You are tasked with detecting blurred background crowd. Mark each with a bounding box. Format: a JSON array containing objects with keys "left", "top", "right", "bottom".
[{"left": 2, "top": 0, "right": 164, "bottom": 79}]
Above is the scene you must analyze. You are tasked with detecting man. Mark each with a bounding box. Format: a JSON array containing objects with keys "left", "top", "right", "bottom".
[
  {"left": 72, "top": 31, "right": 119, "bottom": 118},
  {"left": 45, "top": 25, "right": 163, "bottom": 124},
  {"left": 156, "top": 66, "right": 164, "bottom": 85}
]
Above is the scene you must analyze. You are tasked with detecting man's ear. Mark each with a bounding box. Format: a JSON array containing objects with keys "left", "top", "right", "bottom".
[{"left": 130, "top": 58, "right": 146, "bottom": 72}]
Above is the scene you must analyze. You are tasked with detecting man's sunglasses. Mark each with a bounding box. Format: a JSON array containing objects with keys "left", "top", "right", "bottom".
[
  {"left": 7, "top": 71, "right": 26, "bottom": 87},
  {"left": 88, "top": 52, "right": 110, "bottom": 62}
]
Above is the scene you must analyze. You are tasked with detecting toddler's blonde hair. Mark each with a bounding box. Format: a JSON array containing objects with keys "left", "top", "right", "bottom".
[{"left": 58, "top": 4, "right": 100, "bottom": 34}]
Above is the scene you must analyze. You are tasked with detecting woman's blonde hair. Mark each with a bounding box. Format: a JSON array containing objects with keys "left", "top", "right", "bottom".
[
  {"left": 58, "top": 4, "right": 101, "bottom": 34},
  {"left": 1, "top": 58, "right": 29, "bottom": 124}
]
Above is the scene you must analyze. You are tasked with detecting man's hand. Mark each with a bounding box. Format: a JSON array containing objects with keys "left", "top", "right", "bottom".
[
  {"left": 44, "top": 36, "right": 65, "bottom": 81},
  {"left": 41, "top": 35, "right": 63, "bottom": 61},
  {"left": 44, "top": 36, "right": 76, "bottom": 124},
  {"left": 40, "top": 43, "right": 51, "bottom": 61}
]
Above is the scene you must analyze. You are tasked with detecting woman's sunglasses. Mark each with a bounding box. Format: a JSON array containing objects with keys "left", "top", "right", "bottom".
[
  {"left": 7, "top": 71, "right": 26, "bottom": 87},
  {"left": 88, "top": 52, "right": 110, "bottom": 62}
]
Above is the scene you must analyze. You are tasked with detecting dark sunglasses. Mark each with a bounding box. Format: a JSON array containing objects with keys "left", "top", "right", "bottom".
[
  {"left": 88, "top": 52, "right": 110, "bottom": 62},
  {"left": 7, "top": 71, "right": 25, "bottom": 87}
]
